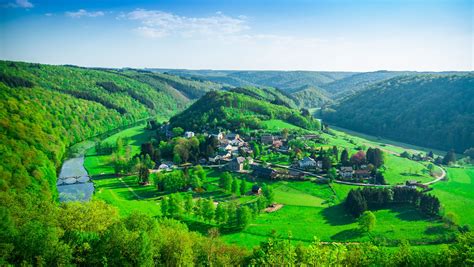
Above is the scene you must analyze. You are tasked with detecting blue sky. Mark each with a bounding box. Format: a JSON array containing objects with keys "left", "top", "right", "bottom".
[{"left": 0, "top": 0, "right": 472, "bottom": 71}]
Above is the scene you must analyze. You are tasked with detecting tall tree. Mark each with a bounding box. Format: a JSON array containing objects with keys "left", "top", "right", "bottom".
[
  {"left": 341, "top": 149, "right": 349, "bottom": 166},
  {"left": 236, "top": 206, "right": 251, "bottom": 229},
  {"left": 231, "top": 179, "right": 239, "bottom": 195},
  {"left": 240, "top": 179, "right": 247, "bottom": 195},
  {"left": 219, "top": 172, "right": 233, "bottom": 192},
  {"left": 443, "top": 150, "right": 457, "bottom": 165},
  {"left": 358, "top": 211, "right": 376, "bottom": 232}
]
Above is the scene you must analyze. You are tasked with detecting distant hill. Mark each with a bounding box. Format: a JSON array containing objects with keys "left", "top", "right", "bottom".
[
  {"left": 290, "top": 85, "right": 333, "bottom": 108},
  {"left": 151, "top": 68, "right": 356, "bottom": 93},
  {"left": 228, "top": 86, "right": 298, "bottom": 109},
  {"left": 321, "top": 74, "right": 474, "bottom": 152},
  {"left": 169, "top": 90, "right": 320, "bottom": 131}
]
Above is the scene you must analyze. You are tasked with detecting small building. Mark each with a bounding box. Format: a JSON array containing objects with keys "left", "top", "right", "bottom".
[
  {"left": 226, "top": 133, "right": 240, "bottom": 141},
  {"left": 211, "top": 131, "right": 224, "bottom": 141},
  {"left": 272, "top": 140, "right": 283, "bottom": 149},
  {"left": 298, "top": 157, "right": 317, "bottom": 169},
  {"left": 252, "top": 165, "right": 278, "bottom": 179},
  {"left": 354, "top": 169, "right": 371, "bottom": 179},
  {"left": 184, "top": 131, "right": 195, "bottom": 138},
  {"left": 261, "top": 134, "right": 275, "bottom": 145},
  {"left": 228, "top": 157, "right": 245, "bottom": 172},
  {"left": 252, "top": 185, "right": 262, "bottom": 195},
  {"left": 340, "top": 166, "right": 354, "bottom": 179}
]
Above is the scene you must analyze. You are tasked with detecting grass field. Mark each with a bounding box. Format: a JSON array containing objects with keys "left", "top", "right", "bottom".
[
  {"left": 84, "top": 124, "right": 162, "bottom": 216},
  {"left": 83, "top": 122, "right": 461, "bottom": 250},
  {"left": 263, "top": 119, "right": 303, "bottom": 131},
  {"left": 432, "top": 166, "right": 474, "bottom": 227}
]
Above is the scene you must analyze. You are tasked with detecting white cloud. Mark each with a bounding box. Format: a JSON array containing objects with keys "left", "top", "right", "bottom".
[
  {"left": 121, "top": 9, "right": 249, "bottom": 38},
  {"left": 66, "top": 9, "right": 104, "bottom": 18},
  {"left": 4, "top": 0, "right": 33, "bottom": 8}
]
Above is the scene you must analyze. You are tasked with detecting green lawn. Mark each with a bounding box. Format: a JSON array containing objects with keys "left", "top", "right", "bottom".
[
  {"left": 84, "top": 124, "right": 162, "bottom": 216},
  {"left": 263, "top": 119, "right": 303, "bottom": 131},
  {"left": 432, "top": 166, "right": 474, "bottom": 227},
  {"left": 93, "top": 175, "right": 162, "bottom": 217},
  {"left": 274, "top": 184, "right": 326, "bottom": 207},
  {"left": 83, "top": 121, "right": 460, "bottom": 250},
  {"left": 222, "top": 204, "right": 453, "bottom": 249},
  {"left": 383, "top": 154, "right": 433, "bottom": 184}
]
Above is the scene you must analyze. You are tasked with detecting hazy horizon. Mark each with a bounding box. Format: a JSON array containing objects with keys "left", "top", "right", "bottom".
[{"left": 1, "top": 0, "right": 473, "bottom": 71}]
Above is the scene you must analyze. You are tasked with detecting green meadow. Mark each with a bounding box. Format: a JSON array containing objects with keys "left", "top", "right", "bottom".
[
  {"left": 432, "top": 166, "right": 474, "bottom": 227},
  {"left": 84, "top": 121, "right": 463, "bottom": 250}
]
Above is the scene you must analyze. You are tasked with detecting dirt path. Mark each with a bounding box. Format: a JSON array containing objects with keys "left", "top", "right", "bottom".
[{"left": 423, "top": 166, "right": 446, "bottom": 185}]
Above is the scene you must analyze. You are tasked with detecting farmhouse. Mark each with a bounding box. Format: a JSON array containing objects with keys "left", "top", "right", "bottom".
[
  {"left": 354, "top": 169, "right": 371, "bottom": 179},
  {"left": 261, "top": 134, "right": 275, "bottom": 145},
  {"left": 228, "top": 157, "right": 245, "bottom": 172},
  {"left": 210, "top": 131, "right": 224, "bottom": 141},
  {"left": 226, "top": 133, "right": 240, "bottom": 141},
  {"left": 298, "top": 157, "right": 317, "bottom": 169},
  {"left": 252, "top": 165, "right": 277, "bottom": 179},
  {"left": 184, "top": 131, "right": 195, "bottom": 138},
  {"left": 340, "top": 166, "right": 354, "bottom": 179}
]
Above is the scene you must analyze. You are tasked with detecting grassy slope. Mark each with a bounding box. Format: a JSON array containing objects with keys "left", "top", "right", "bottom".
[
  {"left": 84, "top": 120, "right": 465, "bottom": 250},
  {"left": 222, "top": 181, "right": 451, "bottom": 248},
  {"left": 84, "top": 125, "right": 162, "bottom": 217},
  {"left": 432, "top": 166, "right": 474, "bottom": 227}
]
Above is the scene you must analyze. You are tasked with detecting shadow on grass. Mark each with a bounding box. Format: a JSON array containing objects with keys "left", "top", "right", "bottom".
[
  {"left": 424, "top": 225, "right": 450, "bottom": 235},
  {"left": 331, "top": 228, "right": 364, "bottom": 241},
  {"left": 391, "top": 206, "right": 427, "bottom": 222},
  {"left": 182, "top": 219, "right": 216, "bottom": 235},
  {"left": 320, "top": 204, "right": 356, "bottom": 226}
]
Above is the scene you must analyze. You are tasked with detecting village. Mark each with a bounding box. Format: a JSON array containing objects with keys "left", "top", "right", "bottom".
[{"left": 154, "top": 123, "right": 388, "bottom": 186}]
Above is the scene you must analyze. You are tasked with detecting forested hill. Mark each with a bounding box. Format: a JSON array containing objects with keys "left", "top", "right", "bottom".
[
  {"left": 169, "top": 90, "right": 320, "bottom": 131},
  {"left": 0, "top": 60, "right": 224, "bottom": 195},
  {"left": 0, "top": 60, "right": 225, "bottom": 263},
  {"left": 321, "top": 74, "right": 474, "bottom": 152}
]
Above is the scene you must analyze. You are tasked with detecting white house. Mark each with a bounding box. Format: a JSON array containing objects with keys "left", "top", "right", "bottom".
[
  {"left": 298, "top": 157, "right": 317, "bottom": 168},
  {"left": 340, "top": 166, "right": 354, "bottom": 179},
  {"left": 184, "top": 131, "right": 195, "bottom": 138}
]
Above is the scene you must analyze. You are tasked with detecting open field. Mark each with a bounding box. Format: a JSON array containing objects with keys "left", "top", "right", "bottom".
[
  {"left": 84, "top": 122, "right": 462, "bottom": 250},
  {"left": 329, "top": 125, "right": 448, "bottom": 157},
  {"left": 263, "top": 119, "right": 303, "bottom": 131},
  {"left": 432, "top": 166, "right": 474, "bottom": 227}
]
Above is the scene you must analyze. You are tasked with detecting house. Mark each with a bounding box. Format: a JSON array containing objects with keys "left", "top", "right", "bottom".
[
  {"left": 228, "top": 157, "right": 245, "bottom": 172},
  {"left": 226, "top": 133, "right": 240, "bottom": 141},
  {"left": 252, "top": 165, "right": 278, "bottom": 179},
  {"left": 272, "top": 140, "right": 283, "bottom": 149},
  {"left": 184, "top": 131, "right": 195, "bottom": 138},
  {"left": 298, "top": 157, "right": 317, "bottom": 169},
  {"left": 354, "top": 169, "right": 371, "bottom": 179},
  {"left": 340, "top": 166, "right": 354, "bottom": 179},
  {"left": 252, "top": 185, "right": 262, "bottom": 195},
  {"left": 211, "top": 131, "right": 224, "bottom": 141},
  {"left": 261, "top": 134, "right": 274, "bottom": 145},
  {"left": 158, "top": 163, "right": 170, "bottom": 171},
  {"left": 406, "top": 180, "right": 418, "bottom": 187}
]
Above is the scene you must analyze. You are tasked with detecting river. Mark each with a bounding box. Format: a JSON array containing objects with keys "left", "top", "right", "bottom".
[{"left": 57, "top": 142, "right": 95, "bottom": 202}]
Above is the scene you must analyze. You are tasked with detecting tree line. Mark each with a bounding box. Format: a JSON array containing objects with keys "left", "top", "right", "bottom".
[{"left": 345, "top": 187, "right": 440, "bottom": 218}]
